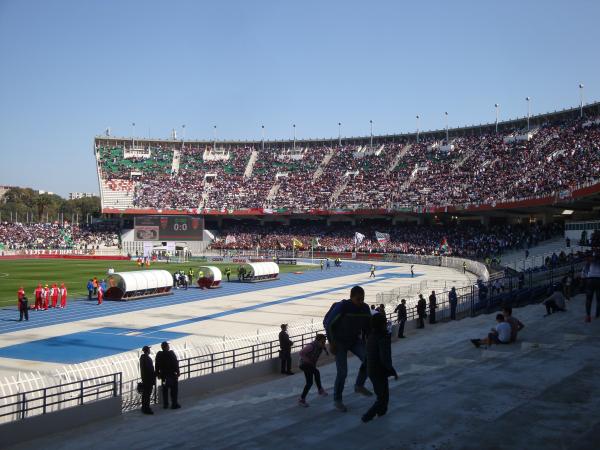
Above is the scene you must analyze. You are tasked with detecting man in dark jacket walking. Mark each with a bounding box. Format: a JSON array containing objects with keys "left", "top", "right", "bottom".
[
  {"left": 394, "top": 299, "right": 407, "bottom": 338},
  {"left": 429, "top": 291, "right": 437, "bottom": 324},
  {"left": 155, "top": 341, "right": 181, "bottom": 409},
  {"left": 279, "top": 324, "right": 293, "bottom": 375},
  {"left": 417, "top": 294, "right": 426, "bottom": 329},
  {"left": 139, "top": 345, "right": 156, "bottom": 415},
  {"left": 325, "top": 285, "right": 372, "bottom": 412},
  {"left": 449, "top": 287, "right": 458, "bottom": 320},
  {"left": 362, "top": 312, "right": 397, "bottom": 422}
]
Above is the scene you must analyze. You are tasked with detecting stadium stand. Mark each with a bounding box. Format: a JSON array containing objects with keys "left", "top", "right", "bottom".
[
  {"left": 211, "top": 222, "right": 563, "bottom": 258},
  {"left": 0, "top": 222, "right": 119, "bottom": 250},
  {"left": 96, "top": 107, "right": 600, "bottom": 214},
  {"left": 7, "top": 294, "right": 599, "bottom": 450}
]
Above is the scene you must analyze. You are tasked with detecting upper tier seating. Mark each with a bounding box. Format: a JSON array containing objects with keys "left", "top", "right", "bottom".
[{"left": 96, "top": 114, "right": 600, "bottom": 211}]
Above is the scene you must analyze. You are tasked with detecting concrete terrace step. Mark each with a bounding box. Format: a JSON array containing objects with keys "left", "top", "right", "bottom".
[{"left": 8, "top": 295, "right": 600, "bottom": 450}]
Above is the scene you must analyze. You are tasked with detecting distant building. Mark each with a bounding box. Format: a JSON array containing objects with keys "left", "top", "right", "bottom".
[
  {"left": 0, "top": 185, "right": 16, "bottom": 202},
  {"left": 69, "top": 192, "right": 97, "bottom": 200}
]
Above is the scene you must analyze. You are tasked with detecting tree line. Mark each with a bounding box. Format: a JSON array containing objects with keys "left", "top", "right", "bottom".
[{"left": 0, "top": 187, "right": 101, "bottom": 224}]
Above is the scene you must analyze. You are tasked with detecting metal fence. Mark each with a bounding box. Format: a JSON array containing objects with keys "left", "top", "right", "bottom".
[
  {"left": 0, "top": 255, "right": 582, "bottom": 422},
  {"left": 0, "top": 373, "right": 121, "bottom": 423}
]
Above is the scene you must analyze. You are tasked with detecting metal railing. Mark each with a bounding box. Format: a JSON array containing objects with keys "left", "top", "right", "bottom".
[
  {"left": 0, "top": 373, "right": 122, "bottom": 423},
  {"left": 0, "top": 256, "right": 583, "bottom": 421}
]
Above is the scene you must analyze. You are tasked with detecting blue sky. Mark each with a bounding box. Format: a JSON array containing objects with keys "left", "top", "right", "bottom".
[{"left": 0, "top": 0, "right": 598, "bottom": 196}]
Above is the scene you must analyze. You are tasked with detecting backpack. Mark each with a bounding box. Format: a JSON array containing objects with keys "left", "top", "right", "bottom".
[{"left": 323, "top": 300, "right": 344, "bottom": 331}]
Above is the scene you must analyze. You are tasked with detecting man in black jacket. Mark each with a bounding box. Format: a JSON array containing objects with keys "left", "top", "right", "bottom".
[
  {"left": 155, "top": 341, "right": 181, "bottom": 409},
  {"left": 417, "top": 294, "right": 427, "bottom": 329},
  {"left": 139, "top": 345, "right": 156, "bottom": 415},
  {"left": 279, "top": 324, "right": 293, "bottom": 375},
  {"left": 449, "top": 287, "right": 458, "bottom": 320},
  {"left": 394, "top": 299, "right": 407, "bottom": 338},
  {"left": 362, "top": 312, "right": 397, "bottom": 422},
  {"left": 429, "top": 291, "right": 437, "bottom": 324},
  {"left": 325, "top": 286, "right": 373, "bottom": 412}
]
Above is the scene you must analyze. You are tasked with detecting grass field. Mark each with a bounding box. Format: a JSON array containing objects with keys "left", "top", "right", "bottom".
[{"left": 0, "top": 259, "right": 314, "bottom": 307}]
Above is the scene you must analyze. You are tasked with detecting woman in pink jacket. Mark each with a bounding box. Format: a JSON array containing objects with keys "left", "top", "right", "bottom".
[{"left": 298, "top": 334, "right": 328, "bottom": 407}]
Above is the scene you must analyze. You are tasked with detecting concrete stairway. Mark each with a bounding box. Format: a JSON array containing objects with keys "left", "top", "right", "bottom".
[
  {"left": 99, "top": 179, "right": 135, "bottom": 210},
  {"left": 329, "top": 176, "right": 351, "bottom": 206},
  {"left": 313, "top": 147, "right": 336, "bottom": 181},
  {"left": 386, "top": 143, "right": 412, "bottom": 174},
  {"left": 266, "top": 182, "right": 280, "bottom": 202},
  {"left": 244, "top": 150, "right": 259, "bottom": 179},
  {"left": 171, "top": 148, "right": 181, "bottom": 174},
  {"left": 13, "top": 296, "right": 600, "bottom": 450}
]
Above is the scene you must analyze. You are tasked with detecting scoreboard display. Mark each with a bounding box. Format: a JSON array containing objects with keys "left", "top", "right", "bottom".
[{"left": 134, "top": 216, "right": 204, "bottom": 241}]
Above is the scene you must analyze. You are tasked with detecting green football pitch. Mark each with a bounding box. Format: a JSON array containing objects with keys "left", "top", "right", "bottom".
[{"left": 0, "top": 259, "right": 314, "bottom": 308}]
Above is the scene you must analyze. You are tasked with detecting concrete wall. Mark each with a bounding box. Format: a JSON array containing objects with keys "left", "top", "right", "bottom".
[{"left": 0, "top": 397, "right": 121, "bottom": 448}]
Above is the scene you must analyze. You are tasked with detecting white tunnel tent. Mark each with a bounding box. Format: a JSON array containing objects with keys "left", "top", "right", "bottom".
[
  {"left": 105, "top": 270, "right": 173, "bottom": 300},
  {"left": 197, "top": 266, "right": 222, "bottom": 288},
  {"left": 239, "top": 262, "right": 279, "bottom": 282}
]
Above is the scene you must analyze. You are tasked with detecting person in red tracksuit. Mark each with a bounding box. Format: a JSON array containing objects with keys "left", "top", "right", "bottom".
[
  {"left": 97, "top": 285, "right": 103, "bottom": 305},
  {"left": 51, "top": 283, "right": 59, "bottom": 308},
  {"left": 43, "top": 284, "right": 50, "bottom": 310},
  {"left": 34, "top": 284, "right": 43, "bottom": 310},
  {"left": 60, "top": 283, "right": 68, "bottom": 308}
]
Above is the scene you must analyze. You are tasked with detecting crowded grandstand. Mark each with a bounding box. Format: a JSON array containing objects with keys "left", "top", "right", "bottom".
[{"left": 95, "top": 103, "right": 600, "bottom": 215}]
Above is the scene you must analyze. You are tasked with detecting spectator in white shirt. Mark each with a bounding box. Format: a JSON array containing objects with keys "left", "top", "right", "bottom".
[{"left": 471, "top": 314, "right": 512, "bottom": 348}]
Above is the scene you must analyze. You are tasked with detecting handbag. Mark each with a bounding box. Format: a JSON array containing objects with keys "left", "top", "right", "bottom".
[{"left": 137, "top": 382, "right": 144, "bottom": 394}]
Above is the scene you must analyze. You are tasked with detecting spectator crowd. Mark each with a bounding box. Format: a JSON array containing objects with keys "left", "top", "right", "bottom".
[
  {"left": 0, "top": 222, "right": 120, "bottom": 250},
  {"left": 97, "top": 115, "right": 600, "bottom": 212},
  {"left": 210, "top": 222, "right": 562, "bottom": 260}
]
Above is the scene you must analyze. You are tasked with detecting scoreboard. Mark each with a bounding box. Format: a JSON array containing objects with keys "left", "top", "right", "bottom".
[{"left": 134, "top": 216, "right": 204, "bottom": 241}]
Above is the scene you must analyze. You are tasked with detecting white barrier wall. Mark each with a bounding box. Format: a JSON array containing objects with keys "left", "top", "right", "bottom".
[{"left": 385, "top": 254, "right": 489, "bottom": 282}]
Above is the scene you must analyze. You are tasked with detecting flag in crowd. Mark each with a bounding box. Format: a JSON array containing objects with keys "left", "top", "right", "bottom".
[
  {"left": 225, "top": 235, "right": 237, "bottom": 245},
  {"left": 311, "top": 237, "right": 321, "bottom": 247},
  {"left": 375, "top": 231, "right": 390, "bottom": 246},
  {"left": 439, "top": 237, "right": 450, "bottom": 254},
  {"left": 354, "top": 232, "right": 366, "bottom": 246},
  {"left": 292, "top": 238, "right": 304, "bottom": 249}
]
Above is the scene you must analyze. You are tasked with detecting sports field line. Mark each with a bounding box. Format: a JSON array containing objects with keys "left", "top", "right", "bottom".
[{"left": 0, "top": 261, "right": 392, "bottom": 335}]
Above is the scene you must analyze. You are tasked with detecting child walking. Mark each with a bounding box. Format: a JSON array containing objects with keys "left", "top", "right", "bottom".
[{"left": 298, "top": 334, "right": 328, "bottom": 407}]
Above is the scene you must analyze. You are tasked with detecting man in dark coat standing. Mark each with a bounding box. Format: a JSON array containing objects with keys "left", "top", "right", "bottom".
[
  {"left": 449, "top": 287, "right": 458, "bottom": 320},
  {"left": 417, "top": 294, "right": 426, "bottom": 329},
  {"left": 279, "top": 324, "right": 293, "bottom": 375},
  {"left": 18, "top": 295, "right": 29, "bottom": 321},
  {"left": 362, "top": 312, "right": 397, "bottom": 422},
  {"left": 139, "top": 345, "right": 156, "bottom": 415},
  {"left": 429, "top": 291, "right": 437, "bottom": 324},
  {"left": 325, "top": 286, "right": 373, "bottom": 412},
  {"left": 155, "top": 341, "right": 181, "bottom": 409},
  {"left": 394, "top": 299, "right": 407, "bottom": 338}
]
